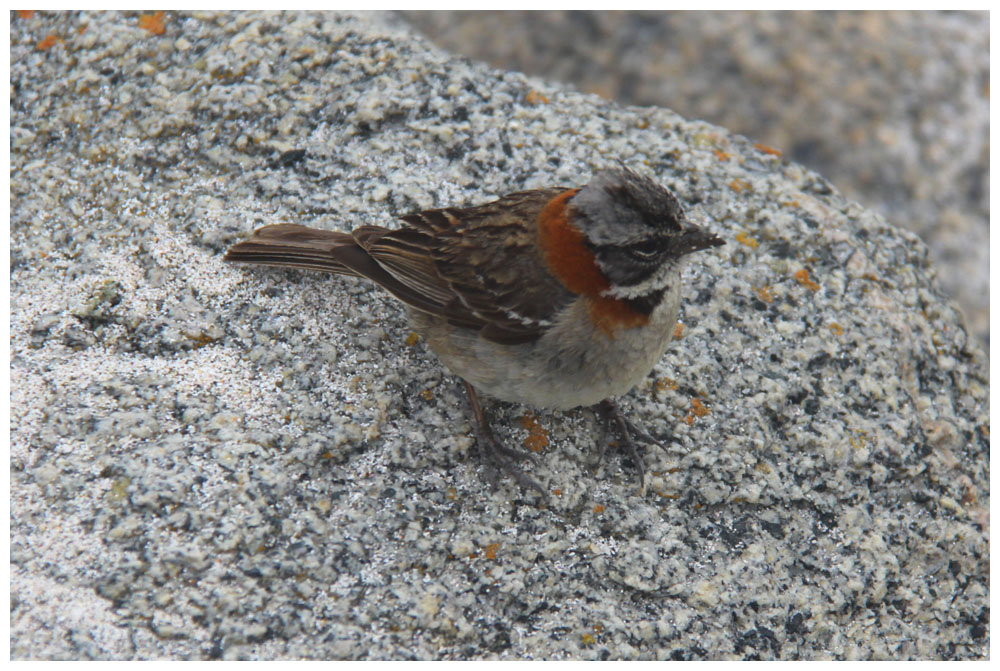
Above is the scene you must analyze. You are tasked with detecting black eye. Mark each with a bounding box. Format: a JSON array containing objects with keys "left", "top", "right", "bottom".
[{"left": 626, "top": 239, "right": 663, "bottom": 262}]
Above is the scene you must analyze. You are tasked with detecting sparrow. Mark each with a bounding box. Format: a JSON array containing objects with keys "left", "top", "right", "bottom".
[{"left": 224, "top": 166, "right": 724, "bottom": 495}]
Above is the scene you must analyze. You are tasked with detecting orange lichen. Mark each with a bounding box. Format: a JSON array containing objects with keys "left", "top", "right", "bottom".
[
  {"left": 712, "top": 149, "right": 732, "bottom": 161},
  {"left": 672, "top": 323, "right": 685, "bottom": 340},
  {"left": 484, "top": 543, "right": 499, "bottom": 560},
  {"left": 17, "top": 10, "right": 35, "bottom": 18},
  {"left": 755, "top": 286, "right": 774, "bottom": 303},
  {"left": 794, "top": 268, "right": 820, "bottom": 291},
  {"left": 684, "top": 398, "right": 709, "bottom": 425},
  {"left": 526, "top": 90, "right": 549, "bottom": 105},
  {"left": 519, "top": 414, "right": 549, "bottom": 453},
  {"left": 754, "top": 143, "right": 782, "bottom": 157},
  {"left": 37, "top": 34, "right": 61, "bottom": 50},
  {"left": 728, "top": 179, "right": 751, "bottom": 192},
  {"left": 593, "top": 504, "right": 604, "bottom": 514},
  {"left": 828, "top": 322, "right": 844, "bottom": 335},
  {"left": 655, "top": 377, "right": 679, "bottom": 392},
  {"left": 405, "top": 332, "right": 420, "bottom": 346},
  {"left": 420, "top": 389, "right": 434, "bottom": 401},
  {"left": 139, "top": 11, "right": 166, "bottom": 35},
  {"left": 735, "top": 231, "right": 759, "bottom": 248}
]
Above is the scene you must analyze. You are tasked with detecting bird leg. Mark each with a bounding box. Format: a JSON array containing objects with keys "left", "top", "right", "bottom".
[
  {"left": 594, "top": 398, "right": 669, "bottom": 494},
  {"left": 462, "top": 380, "right": 546, "bottom": 496}
]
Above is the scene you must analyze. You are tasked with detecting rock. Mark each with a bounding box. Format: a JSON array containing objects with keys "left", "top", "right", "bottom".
[{"left": 10, "top": 10, "right": 987, "bottom": 660}]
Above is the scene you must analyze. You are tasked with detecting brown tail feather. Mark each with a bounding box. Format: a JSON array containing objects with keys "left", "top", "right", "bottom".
[
  {"left": 224, "top": 224, "right": 362, "bottom": 276},
  {"left": 224, "top": 223, "right": 456, "bottom": 318}
]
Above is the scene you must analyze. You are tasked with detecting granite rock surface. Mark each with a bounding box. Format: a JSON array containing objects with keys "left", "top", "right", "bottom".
[{"left": 10, "top": 10, "right": 989, "bottom": 660}]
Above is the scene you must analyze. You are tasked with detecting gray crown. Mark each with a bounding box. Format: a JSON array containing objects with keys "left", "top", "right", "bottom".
[{"left": 569, "top": 166, "right": 686, "bottom": 246}]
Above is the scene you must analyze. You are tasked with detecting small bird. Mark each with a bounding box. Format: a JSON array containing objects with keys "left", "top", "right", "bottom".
[{"left": 224, "top": 166, "right": 724, "bottom": 495}]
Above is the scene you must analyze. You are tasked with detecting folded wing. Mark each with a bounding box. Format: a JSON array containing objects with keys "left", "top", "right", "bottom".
[{"left": 224, "top": 189, "right": 576, "bottom": 344}]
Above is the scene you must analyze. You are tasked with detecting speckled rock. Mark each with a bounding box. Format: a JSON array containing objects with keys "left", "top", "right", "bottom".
[
  {"left": 10, "top": 10, "right": 988, "bottom": 660},
  {"left": 403, "top": 11, "right": 991, "bottom": 352}
]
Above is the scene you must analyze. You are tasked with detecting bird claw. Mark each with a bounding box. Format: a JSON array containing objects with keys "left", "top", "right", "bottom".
[
  {"left": 460, "top": 384, "right": 667, "bottom": 498},
  {"left": 618, "top": 413, "right": 669, "bottom": 450},
  {"left": 595, "top": 399, "right": 671, "bottom": 494},
  {"left": 472, "top": 425, "right": 546, "bottom": 496},
  {"left": 463, "top": 381, "right": 546, "bottom": 497}
]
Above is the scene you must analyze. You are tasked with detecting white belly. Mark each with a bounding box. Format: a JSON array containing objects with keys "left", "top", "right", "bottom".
[{"left": 410, "top": 282, "right": 682, "bottom": 410}]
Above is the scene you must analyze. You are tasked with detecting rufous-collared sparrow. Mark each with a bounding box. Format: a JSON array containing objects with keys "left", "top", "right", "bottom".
[{"left": 225, "top": 166, "right": 724, "bottom": 495}]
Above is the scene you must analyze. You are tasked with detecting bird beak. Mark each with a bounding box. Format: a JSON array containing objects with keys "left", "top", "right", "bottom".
[{"left": 675, "top": 222, "right": 725, "bottom": 256}]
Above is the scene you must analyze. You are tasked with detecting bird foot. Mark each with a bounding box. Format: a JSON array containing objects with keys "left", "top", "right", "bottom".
[
  {"left": 463, "top": 381, "right": 546, "bottom": 497},
  {"left": 594, "top": 398, "right": 670, "bottom": 494}
]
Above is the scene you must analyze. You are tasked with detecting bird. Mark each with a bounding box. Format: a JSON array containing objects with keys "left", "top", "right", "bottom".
[{"left": 224, "top": 165, "right": 724, "bottom": 495}]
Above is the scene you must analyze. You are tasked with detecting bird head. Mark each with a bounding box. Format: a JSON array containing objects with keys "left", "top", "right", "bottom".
[{"left": 538, "top": 166, "right": 724, "bottom": 303}]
